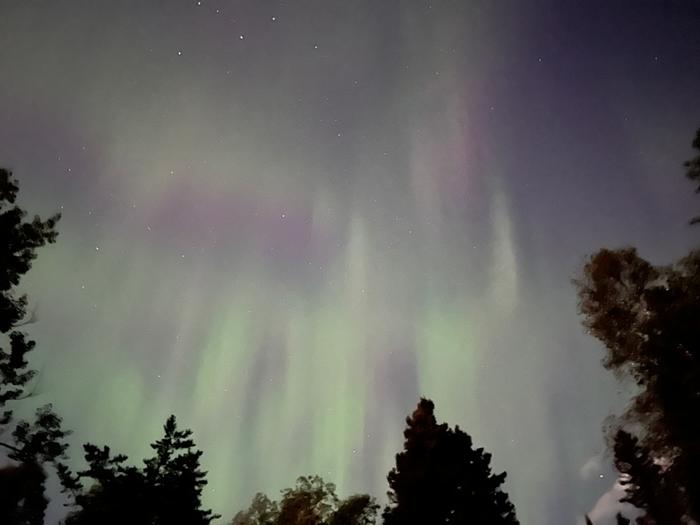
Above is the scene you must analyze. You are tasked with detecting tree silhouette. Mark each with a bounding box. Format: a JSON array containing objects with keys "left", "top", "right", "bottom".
[
  {"left": 683, "top": 128, "right": 700, "bottom": 224},
  {"left": 383, "top": 398, "right": 518, "bottom": 525},
  {"left": 62, "top": 415, "right": 219, "bottom": 525},
  {"left": 277, "top": 475, "right": 338, "bottom": 525},
  {"left": 328, "top": 495, "right": 378, "bottom": 525},
  {"left": 0, "top": 168, "right": 71, "bottom": 524},
  {"left": 231, "top": 476, "right": 378, "bottom": 525},
  {"left": 0, "top": 167, "right": 59, "bottom": 426},
  {"left": 231, "top": 493, "right": 279, "bottom": 525},
  {"left": 576, "top": 247, "right": 700, "bottom": 522},
  {"left": 0, "top": 461, "right": 47, "bottom": 525},
  {"left": 612, "top": 430, "right": 684, "bottom": 524},
  {"left": 3, "top": 402, "right": 73, "bottom": 524}
]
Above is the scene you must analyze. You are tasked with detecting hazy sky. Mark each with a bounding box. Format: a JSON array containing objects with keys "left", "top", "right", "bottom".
[{"left": 1, "top": 1, "right": 699, "bottom": 523}]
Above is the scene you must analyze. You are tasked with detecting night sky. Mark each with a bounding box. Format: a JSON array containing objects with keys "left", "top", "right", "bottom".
[{"left": 1, "top": 1, "right": 700, "bottom": 523}]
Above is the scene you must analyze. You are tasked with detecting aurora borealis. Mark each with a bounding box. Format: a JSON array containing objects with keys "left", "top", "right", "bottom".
[{"left": 1, "top": 1, "right": 700, "bottom": 523}]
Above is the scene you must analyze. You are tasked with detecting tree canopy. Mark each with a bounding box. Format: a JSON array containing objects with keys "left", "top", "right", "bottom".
[
  {"left": 231, "top": 476, "right": 378, "bottom": 525},
  {"left": 684, "top": 128, "right": 700, "bottom": 224},
  {"left": 576, "top": 247, "right": 700, "bottom": 522}
]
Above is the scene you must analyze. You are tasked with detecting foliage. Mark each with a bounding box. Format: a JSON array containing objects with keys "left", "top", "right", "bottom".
[
  {"left": 576, "top": 247, "right": 700, "bottom": 522},
  {"left": 9, "top": 405, "right": 71, "bottom": 465},
  {"left": 231, "top": 493, "right": 279, "bottom": 525},
  {"left": 277, "top": 475, "right": 338, "bottom": 525},
  {"left": 612, "top": 430, "right": 684, "bottom": 524},
  {"left": 0, "top": 404, "right": 73, "bottom": 523},
  {"left": 231, "top": 476, "right": 378, "bottom": 525},
  {"left": 383, "top": 398, "right": 518, "bottom": 525},
  {"left": 328, "top": 495, "right": 378, "bottom": 525},
  {"left": 0, "top": 167, "right": 59, "bottom": 426},
  {"left": 0, "top": 168, "right": 68, "bottom": 524},
  {"left": 62, "top": 415, "right": 219, "bottom": 525},
  {"left": 684, "top": 128, "right": 700, "bottom": 224},
  {"left": 0, "top": 461, "right": 47, "bottom": 525}
]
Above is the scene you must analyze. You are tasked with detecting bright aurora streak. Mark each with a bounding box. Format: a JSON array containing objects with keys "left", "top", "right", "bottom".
[{"left": 1, "top": 1, "right": 699, "bottom": 524}]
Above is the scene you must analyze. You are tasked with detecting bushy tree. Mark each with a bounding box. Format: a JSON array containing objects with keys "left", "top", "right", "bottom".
[
  {"left": 683, "top": 128, "right": 700, "bottom": 224},
  {"left": 231, "top": 493, "right": 279, "bottom": 525},
  {"left": 231, "top": 476, "right": 378, "bottom": 525},
  {"left": 576, "top": 247, "right": 700, "bottom": 522},
  {"left": 0, "top": 461, "right": 47, "bottom": 525},
  {"left": 277, "top": 476, "right": 338, "bottom": 525},
  {"left": 383, "top": 398, "right": 518, "bottom": 525},
  {"left": 62, "top": 415, "right": 218, "bottom": 525},
  {"left": 612, "top": 430, "right": 684, "bottom": 524},
  {"left": 329, "top": 495, "right": 378, "bottom": 525}
]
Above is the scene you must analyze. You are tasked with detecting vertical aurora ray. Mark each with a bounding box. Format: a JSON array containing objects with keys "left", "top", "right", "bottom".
[{"left": 0, "top": 1, "right": 574, "bottom": 519}]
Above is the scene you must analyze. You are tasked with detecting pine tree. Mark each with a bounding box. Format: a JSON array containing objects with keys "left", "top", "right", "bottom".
[
  {"left": 0, "top": 167, "right": 59, "bottom": 426},
  {"left": 383, "top": 398, "right": 518, "bottom": 525},
  {"left": 145, "top": 415, "right": 216, "bottom": 524},
  {"left": 63, "top": 415, "right": 219, "bottom": 524},
  {"left": 0, "top": 168, "right": 69, "bottom": 525}
]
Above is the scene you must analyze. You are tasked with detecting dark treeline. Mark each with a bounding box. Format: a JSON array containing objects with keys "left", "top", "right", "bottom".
[
  {"left": 0, "top": 127, "right": 699, "bottom": 524},
  {"left": 580, "top": 128, "right": 700, "bottom": 525}
]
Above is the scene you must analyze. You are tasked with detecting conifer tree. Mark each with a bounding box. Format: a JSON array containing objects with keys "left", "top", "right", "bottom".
[
  {"left": 0, "top": 167, "right": 59, "bottom": 427},
  {"left": 63, "top": 415, "right": 219, "bottom": 524},
  {"left": 0, "top": 168, "right": 70, "bottom": 525},
  {"left": 383, "top": 398, "right": 518, "bottom": 525}
]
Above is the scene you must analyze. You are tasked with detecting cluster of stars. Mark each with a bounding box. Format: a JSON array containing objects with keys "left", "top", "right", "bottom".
[{"left": 177, "top": 3, "right": 281, "bottom": 56}]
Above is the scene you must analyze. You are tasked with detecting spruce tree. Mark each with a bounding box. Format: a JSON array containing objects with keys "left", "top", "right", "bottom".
[{"left": 383, "top": 398, "right": 518, "bottom": 525}]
